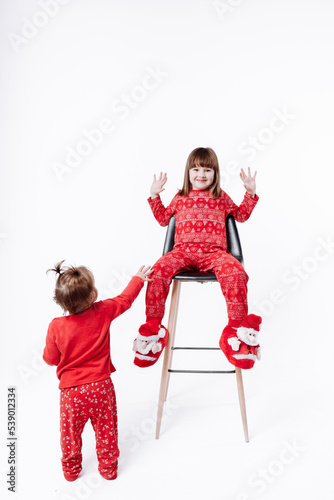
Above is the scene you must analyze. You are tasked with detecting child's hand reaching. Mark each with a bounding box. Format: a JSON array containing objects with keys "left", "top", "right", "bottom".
[
  {"left": 240, "top": 167, "right": 257, "bottom": 196},
  {"left": 135, "top": 266, "right": 154, "bottom": 282},
  {"left": 150, "top": 172, "right": 167, "bottom": 199}
]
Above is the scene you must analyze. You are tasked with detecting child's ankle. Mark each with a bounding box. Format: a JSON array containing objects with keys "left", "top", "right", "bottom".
[
  {"left": 228, "top": 318, "right": 242, "bottom": 328},
  {"left": 63, "top": 471, "right": 80, "bottom": 482},
  {"left": 146, "top": 317, "right": 162, "bottom": 325}
]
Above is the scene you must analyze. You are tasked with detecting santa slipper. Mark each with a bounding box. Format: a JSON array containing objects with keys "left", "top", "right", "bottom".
[
  {"left": 133, "top": 320, "right": 168, "bottom": 368},
  {"left": 219, "top": 314, "right": 262, "bottom": 369}
]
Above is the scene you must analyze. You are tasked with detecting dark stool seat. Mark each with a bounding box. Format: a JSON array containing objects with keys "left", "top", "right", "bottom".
[{"left": 174, "top": 271, "right": 216, "bottom": 281}]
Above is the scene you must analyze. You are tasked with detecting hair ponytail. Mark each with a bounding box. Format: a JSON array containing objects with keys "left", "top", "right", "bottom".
[{"left": 47, "top": 260, "right": 66, "bottom": 276}]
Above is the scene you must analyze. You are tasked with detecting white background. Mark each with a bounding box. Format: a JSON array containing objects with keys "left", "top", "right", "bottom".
[{"left": 1, "top": 0, "right": 333, "bottom": 499}]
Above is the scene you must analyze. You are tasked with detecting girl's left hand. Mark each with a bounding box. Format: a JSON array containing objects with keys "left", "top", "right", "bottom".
[
  {"left": 240, "top": 167, "right": 257, "bottom": 196},
  {"left": 135, "top": 266, "right": 154, "bottom": 282}
]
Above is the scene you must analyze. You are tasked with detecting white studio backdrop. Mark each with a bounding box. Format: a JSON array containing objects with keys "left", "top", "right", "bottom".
[{"left": 0, "top": 1, "right": 333, "bottom": 499}]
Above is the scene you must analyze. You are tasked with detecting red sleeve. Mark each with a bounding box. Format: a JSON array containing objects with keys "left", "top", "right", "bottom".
[
  {"left": 147, "top": 194, "right": 177, "bottom": 226},
  {"left": 102, "top": 276, "right": 144, "bottom": 321},
  {"left": 43, "top": 322, "right": 61, "bottom": 366},
  {"left": 224, "top": 191, "right": 259, "bottom": 222}
]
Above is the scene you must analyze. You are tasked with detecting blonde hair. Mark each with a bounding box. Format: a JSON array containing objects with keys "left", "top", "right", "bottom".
[
  {"left": 178, "top": 147, "right": 221, "bottom": 199},
  {"left": 48, "top": 260, "right": 98, "bottom": 314}
]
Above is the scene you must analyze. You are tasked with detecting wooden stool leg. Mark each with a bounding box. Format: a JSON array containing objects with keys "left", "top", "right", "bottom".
[
  {"left": 163, "top": 280, "right": 182, "bottom": 402},
  {"left": 235, "top": 367, "right": 249, "bottom": 442},
  {"left": 155, "top": 280, "right": 181, "bottom": 439}
]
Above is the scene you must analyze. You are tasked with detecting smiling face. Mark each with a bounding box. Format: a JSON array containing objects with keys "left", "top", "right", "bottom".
[
  {"left": 179, "top": 147, "right": 221, "bottom": 198},
  {"left": 189, "top": 164, "right": 215, "bottom": 191}
]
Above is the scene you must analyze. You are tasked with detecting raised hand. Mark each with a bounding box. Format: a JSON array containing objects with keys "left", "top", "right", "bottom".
[
  {"left": 135, "top": 266, "right": 154, "bottom": 282},
  {"left": 150, "top": 172, "right": 167, "bottom": 199},
  {"left": 240, "top": 167, "right": 257, "bottom": 196}
]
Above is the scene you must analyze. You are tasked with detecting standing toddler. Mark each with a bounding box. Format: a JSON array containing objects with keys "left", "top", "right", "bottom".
[{"left": 43, "top": 261, "right": 152, "bottom": 481}]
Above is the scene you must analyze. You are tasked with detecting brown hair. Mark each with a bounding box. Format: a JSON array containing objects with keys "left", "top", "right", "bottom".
[
  {"left": 178, "top": 147, "right": 221, "bottom": 199},
  {"left": 47, "top": 260, "right": 98, "bottom": 314}
]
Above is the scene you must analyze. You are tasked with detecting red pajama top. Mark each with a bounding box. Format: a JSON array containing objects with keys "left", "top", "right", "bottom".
[
  {"left": 43, "top": 276, "right": 144, "bottom": 389},
  {"left": 148, "top": 189, "right": 259, "bottom": 253}
]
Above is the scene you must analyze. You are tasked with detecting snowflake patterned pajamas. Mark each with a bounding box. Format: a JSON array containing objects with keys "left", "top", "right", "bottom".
[
  {"left": 145, "top": 248, "right": 249, "bottom": 323},
  {"left": 60, "top": 378, "right": 119, "bottom": 481},
  {"left": 146, "top": 188, "right": 258, "bottom": 326}
]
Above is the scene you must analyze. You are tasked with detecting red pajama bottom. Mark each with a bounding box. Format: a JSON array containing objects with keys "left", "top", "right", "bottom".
[
  {"left": 145, "top": 248, "right": 249, "bottom": 324},
  {"left": 60, "top": 378, "right": 119, "bottom": 481}
]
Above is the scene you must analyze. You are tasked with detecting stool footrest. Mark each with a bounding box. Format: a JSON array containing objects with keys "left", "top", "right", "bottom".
[
  {"left": 169, "top": 347, "right": 234, "bottom": 374},
  {"left": 168, "top": 369, "right": 235, "bottom": 374},
  {"left": 172, "top": 347, "right": 220, "bottom": 350}
]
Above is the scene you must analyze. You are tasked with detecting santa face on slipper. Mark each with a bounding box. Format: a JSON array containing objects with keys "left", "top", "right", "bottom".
[
  {"left": 219, "top": 314, "right": 262, "bottom": 369},
  {"left": 133, "top": 320, "right": 168, "bottom": 368}
]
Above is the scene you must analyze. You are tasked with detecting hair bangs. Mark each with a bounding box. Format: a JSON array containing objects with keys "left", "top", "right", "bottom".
[{"left": 193, "top": 148, "right": 217, "bottom": 170}]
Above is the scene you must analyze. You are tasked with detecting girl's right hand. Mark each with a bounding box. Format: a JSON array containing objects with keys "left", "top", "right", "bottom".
[{"left": 150, "top": 172, "right": 167, "bottom": 198}]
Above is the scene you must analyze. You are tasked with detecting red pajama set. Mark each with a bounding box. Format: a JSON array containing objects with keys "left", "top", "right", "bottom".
[
  {"left": 43, "top": 277, "right": 143, "bottom": 481},
  {"left": 146, "top": 189, "right": 259, "bottom": 324}
]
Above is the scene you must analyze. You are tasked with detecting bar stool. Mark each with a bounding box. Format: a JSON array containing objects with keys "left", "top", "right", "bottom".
[{"left": 155, "top": 215, "right": 249, "bottom": 442}]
